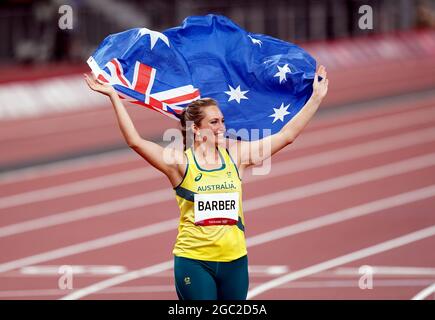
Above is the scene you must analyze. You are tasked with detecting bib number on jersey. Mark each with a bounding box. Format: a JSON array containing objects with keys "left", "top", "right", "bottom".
[{"left": 194, "top": 192, "right": 239, "bottom": 226}]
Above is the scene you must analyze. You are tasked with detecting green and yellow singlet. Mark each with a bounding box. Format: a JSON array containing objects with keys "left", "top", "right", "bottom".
[{"left": 173, "top": 145, "right": 247, "bottom": 262}]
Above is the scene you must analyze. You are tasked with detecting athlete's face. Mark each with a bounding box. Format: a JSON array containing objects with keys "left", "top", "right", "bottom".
[{"left": 196, "top": 105, "right": 226, "bottom": 145}]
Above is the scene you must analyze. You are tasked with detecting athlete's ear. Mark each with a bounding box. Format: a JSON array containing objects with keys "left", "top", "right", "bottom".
[{"left": 192, "top": 123, "right": 200, "bottom": 136}]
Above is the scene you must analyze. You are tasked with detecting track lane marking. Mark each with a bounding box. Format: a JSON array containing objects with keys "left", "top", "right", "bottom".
[
  {"left": 57, "top": 184, "right": 435, "bottom": 300},
  {"left": 2, "top": 102, "right": 435, "bottom": 185},
  {"left": 1, "top": 127, "right": 435, "bottom": 237},
  {"left": 247, "top": 225, "right": 435, "bottom": 299},
  {"left": 411, "top": 283, "right": 435, "bottom": 300}
]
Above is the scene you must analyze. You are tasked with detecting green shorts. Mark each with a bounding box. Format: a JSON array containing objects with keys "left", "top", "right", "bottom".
[{"left": 174, "top": 255, "right": 249, "bottom": 300}]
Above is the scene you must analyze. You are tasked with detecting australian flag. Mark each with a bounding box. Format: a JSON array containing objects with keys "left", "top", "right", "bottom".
[{"left": 87, "top": 14, "right": 317, "bottom": 140}]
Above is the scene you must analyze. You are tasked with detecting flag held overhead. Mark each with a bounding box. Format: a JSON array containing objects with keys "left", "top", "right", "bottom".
[{"left": 88, "top": 14, "right": 317, "bottom": 140}]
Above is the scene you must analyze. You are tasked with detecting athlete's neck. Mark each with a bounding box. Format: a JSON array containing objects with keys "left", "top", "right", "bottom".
[{"left": 193, "top": 142, "right": 220, "bottom": 165}]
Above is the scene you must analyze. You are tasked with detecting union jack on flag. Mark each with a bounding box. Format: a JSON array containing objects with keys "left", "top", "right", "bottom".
[{"left": 87, "top": 14, "right": 317, "bottom": 140}]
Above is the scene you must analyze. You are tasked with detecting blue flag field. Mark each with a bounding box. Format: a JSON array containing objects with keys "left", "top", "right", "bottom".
[{"left": 87, "top": 14, "right": 317, "bottom": 140}]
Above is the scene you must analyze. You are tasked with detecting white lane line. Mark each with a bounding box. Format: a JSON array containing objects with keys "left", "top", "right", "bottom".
[
  {"left": 272, "top": 279, "right": 435, "bottom": 289},
  {"left": 246, "top": 225, "right": 435, "bottom": 299},
  {"left": 20, "top": 265, "right": 127, "bottom": 275},
  {"left": 59, "top": 184, "right": 435, "bottom": 300},
  {"left": 411, "top": 283, "right": 435, "bottom": 300},
  {"left": 0, "top": 110, "right": 116, "bottom": 142},
  {"left": 0, "top": 136, "right": 434, "bottom": 239},
  {"left": 245, "top": 185, "right": 435, "bottom": 247},
  {"left": 2, "top": 264, "right": 288, "bottom": 277},
  {"left": 25, "top": 126, "right": 435, "bottom": 217},
  {"left": 0, "top": 75, "right": 107, "bottom": 121},
  {"left": 2, "top": 103, "right": 435, "bottom": 185},
  {"left": 2, "top": 125, "right": 435, "bottom": 211},
  {"left": 304, "top": 100, "right": 432, "bottom": 143},
  {"left": 0, "top": 219, "right": 178, "bottom": 273},
  {"left": 4, "top": 279, "right": 435, "bottom": 298},
  {"left": 248, "top": 265, "right": 289, "bottom": 275},
  {"left": 1, "top": 153, "right": 434, "bottom": 277},
  {"left": 0, "top": 265, "right": 288, "bottom": 278},
  {"left": 0, "top": 166, "right": 159, "bottom": 210},
  {"left": 0, "top": 149, "right": 135, "bottom": 184},
  {"left": 243, "top": 152, "right": 435, "bottom": 212},
  {"left": 335, "top": 266, "right": 435, "bottom": 276},
  {"left": 0, "top": 189, "right": 173, "bottom": 237},
  {"left": 0, "top": 80, "right": 414, "bottom": 141},
  {"left": 60, "top": 260, "right": 174, "bottom": 300},
  {"left": 244, "top": 126, "right": 435, "bottom": 183},
  {"left": 0, "top": 286, "right": 176, "bottom": 298}
]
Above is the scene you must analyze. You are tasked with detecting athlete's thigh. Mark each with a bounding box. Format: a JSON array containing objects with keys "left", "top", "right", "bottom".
[
  {"left": 216, "top": 255, "right": 249, "bottom": 300},
  {"left": 174, "top": 256, "right": 217, "bottom": 300}
]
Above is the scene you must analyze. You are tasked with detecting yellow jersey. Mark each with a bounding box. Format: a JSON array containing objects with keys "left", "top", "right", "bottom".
[{"left": 172, "top": 145, "right": 247, "bottom": 262}]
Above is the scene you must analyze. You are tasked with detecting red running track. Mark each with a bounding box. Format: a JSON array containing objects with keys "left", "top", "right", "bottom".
[
  {"left": 0, "top": 93, "right": 434, "bottom": 300},
  {"left": 2, "top": 55, "right": 435, "bottom": 168}
]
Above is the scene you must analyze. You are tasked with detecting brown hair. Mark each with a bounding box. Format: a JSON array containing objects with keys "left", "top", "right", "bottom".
[{"left": 180, "top": 98, "right": 218, "bottom": 150}]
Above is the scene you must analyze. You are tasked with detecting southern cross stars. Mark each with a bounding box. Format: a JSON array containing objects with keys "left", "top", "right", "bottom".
[
  {"left": 274, "top": 64, "right": 291, "bottom": 84},
  {"left": 269, "top": 103, "right": 291, "bottom": 123},
  {"left": 225, "top": 85, "right": 249, "bottom": 103},
  {"left": 138, "top": 28, "right": 170, "bottom": 50}
]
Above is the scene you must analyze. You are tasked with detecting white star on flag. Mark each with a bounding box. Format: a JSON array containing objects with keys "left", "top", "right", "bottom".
[
  {"left": 274, "top": 64, "right": 291, "bottom": 84},
  {"left": 138, "top": 28, "right": 170, "bottom": 50},
  {"left": 269, "top": 103, "right": 291, "bottom": 123},
  {"left": 225, "top": 85, "right": 249, "bottom": 103},
  {"left": 248, "top": 35, "right": 262, "bottom": 47}
]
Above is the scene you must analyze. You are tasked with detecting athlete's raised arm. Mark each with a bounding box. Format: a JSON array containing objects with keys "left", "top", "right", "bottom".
[
  {"left": 84, "top": 73, "right": 185, "bottom": 186},
  {"left": 234, "top": 65, "right": 328, "bottom": 168}
]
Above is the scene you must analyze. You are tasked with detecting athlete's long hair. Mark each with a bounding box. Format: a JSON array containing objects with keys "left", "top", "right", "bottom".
[{"left": 179, "top": 98, "right": 219, "bottom": 151}]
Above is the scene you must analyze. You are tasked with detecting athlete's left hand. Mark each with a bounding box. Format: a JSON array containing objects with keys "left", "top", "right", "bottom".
[{"left": 312, "top": 65, "right": 328, "bottom": 101}]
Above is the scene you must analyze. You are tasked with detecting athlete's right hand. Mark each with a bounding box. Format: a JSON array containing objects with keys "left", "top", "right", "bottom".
[{"left": 84, "top": 73, "right": 116, "bottom": 97}]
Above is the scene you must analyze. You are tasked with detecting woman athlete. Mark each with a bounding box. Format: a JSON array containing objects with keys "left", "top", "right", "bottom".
[{"left": 84, "top": 65, "right": 328, "bottom": 300}]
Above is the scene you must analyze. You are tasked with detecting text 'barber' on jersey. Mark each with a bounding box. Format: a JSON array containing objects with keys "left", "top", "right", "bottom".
[{"left": 196, "top": 181, "right": 238, "bottom": 192}]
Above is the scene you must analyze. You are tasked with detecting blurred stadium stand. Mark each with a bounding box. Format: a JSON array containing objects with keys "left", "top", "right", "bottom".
[{"left": 1, "top": 0, "right": 434, "bottom": 65}]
